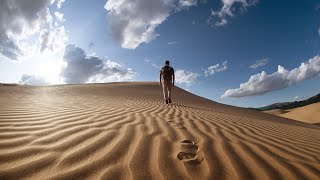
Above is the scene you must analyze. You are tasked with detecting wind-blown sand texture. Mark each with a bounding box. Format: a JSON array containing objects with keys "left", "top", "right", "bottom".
[{"left": 0, "top": 82, "right": 319, "bottom": 179}]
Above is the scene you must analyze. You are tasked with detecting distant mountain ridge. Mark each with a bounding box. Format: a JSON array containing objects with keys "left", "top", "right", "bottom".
[{"left": 256, "top": 93, "right": 320, "bottom": 111}]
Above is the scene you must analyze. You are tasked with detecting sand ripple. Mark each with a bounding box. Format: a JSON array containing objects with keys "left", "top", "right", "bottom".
[{"left": 0, "top": 83, "right": 319, "bottom": 179}]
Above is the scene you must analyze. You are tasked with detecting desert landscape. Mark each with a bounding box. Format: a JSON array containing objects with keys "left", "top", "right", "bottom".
[{"left": 0, "top": 82, "right": 319, "bottom": 179}]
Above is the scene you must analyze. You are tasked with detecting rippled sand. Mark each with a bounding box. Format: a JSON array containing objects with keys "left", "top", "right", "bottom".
[{"left": 0, "top": 82, "right": 319, "bottom": 179}]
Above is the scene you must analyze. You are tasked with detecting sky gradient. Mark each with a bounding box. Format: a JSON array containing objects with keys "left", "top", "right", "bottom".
[{"left": 0, "top": 0, "right": 320, "bottom": 108}]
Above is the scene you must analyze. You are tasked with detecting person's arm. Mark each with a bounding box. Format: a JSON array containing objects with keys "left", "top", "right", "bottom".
[
  {"left": 172, "top": 69, "right": 175, "bottom": 86},
  {"left": 159, "top": 71, "right": 162, "bottom": 85}
]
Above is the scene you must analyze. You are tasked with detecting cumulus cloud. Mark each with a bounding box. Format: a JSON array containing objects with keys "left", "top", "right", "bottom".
[
  {"left": 0, "top": 0, "right": 53, "bottom": 60},
  {"left": 175, "top": 69, "right": 200, "bottom": 86},
  {"left": 250, "top": 58, "right": 268, "bottom": 69},
  {"left": 40, "top": 26, "right": 68, "bottom": 53},
  {"left": 0, "top": 0, "right": 68, "bottom": 60},
  {"left": 0, "top": 0, "right": 51, "bottom": 37},
  {"left": 39, "top": 8, "right": 67, "bottom": 53},
  {"left": 61, "top": 44, "right": 136, "bottom": 84},
  {"left": 20, "top": 74, "right": 49, "bottom": 86},
  {"left": 176, "top": 0, "right": 198, "bottom": 10},
  {"left": 0, "top": 33, "right": 23, "bottom": 60},
  {"left": 54, "top": 11, "right": 64, "bottom": 22},
  {"left": 204, "top": 61, "right": 228, "bottom": 77},
  {"left": 40, "top": 27, "right": 68, "bottom": 53},
  {"left": 104, "top": 0, "right": 200, "bottom": 49},
  {"left": 222, "top": 55, "right": 320, "bottom": 98},
  {"left": 211, "top": 0, "right": 258, "bottom": 26},
  {"left": 180, "top": 0, "right": 197, "bottom": 7},
  {"left": 51, "top": 0, "right": 66, "bottom": 9}
]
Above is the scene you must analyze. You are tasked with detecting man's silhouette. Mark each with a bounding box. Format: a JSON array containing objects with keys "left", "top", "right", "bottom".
[{"left": 160, "top": 60, "right": 175, "bottom": 104}]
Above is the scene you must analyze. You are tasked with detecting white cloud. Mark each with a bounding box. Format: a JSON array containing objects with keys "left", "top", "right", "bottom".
[
  {"left": 40, "top": 26, "right": 68, "bottom": 53},
  {"left": 211, "top": 0, "right": 258, "bottom": 26},
  {"left": 176, "top": 0, "right": 198, "bottom": 10},
  {"left": 20, "top": 74, "right": 49, "bottom": 86},
  {"left": 222, "top": 55, "right": 320, "bottom": 98},
  {"left": 58, "top": 0, "right": 66, "bottom": 9},
  {"left": 0, "top": 1, "right": 51, "bottom": 38},
  {"left": 180, "top": 0, "right": 197, "bottom": 7},
  {"left": 168, "top": 41, "right": 179, "bottom": 45},
  {"left": 250, "top": 58, "right": 268, "bottom": 69},
  {"left": 318, "top": 28, "right": 320, "bottom": 36},
  {"left": 175, "top": 69, "right": 200, "bottom": 86},
  {"left": 54, "top": 12, "right": 64, "bottom": 22},
  {"left": 204, "top": 61, "right": 228, "bottom": 77},
  {"left": 0, "top": 33, "right": 23, "bottom": 60},
  {"left": 61, "top": 44, "right": 136, "bottom": 84},
  {"left": 51, "top": 0, "right": 66, "bottom": 9},
  {"left": 104, "top": 0, "right": 199, "bottom": 49},
  {"left": 0, "top": 0, "right": 53, "bottom": 60},
  {"left": 215, "top": 18, "right": 227, "bottom": 26},
  {"left": 0, "top": 0, "right": 68, "bottom": 60}
]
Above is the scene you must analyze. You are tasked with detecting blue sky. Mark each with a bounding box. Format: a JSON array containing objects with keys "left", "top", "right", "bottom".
[{"left": 0, "top": 0, "right": 320, "bottom": 108}]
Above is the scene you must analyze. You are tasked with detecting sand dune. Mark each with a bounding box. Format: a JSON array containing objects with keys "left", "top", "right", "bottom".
[
  {"left": 264, "top": 109, "right": 289, "bottom": 116},
  {"left": 0, "top": 82, "right": 319, "bottom": 179},
  {"left": 278, "top": 103, "right": 320, "bottom": 125}
]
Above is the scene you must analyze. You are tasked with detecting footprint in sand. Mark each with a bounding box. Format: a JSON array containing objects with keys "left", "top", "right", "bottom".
[
  {"left": 169, "top": 114, "right": 175, "bottom": 118},
  {"left": 167, "top": 121, "right": 187, "bottom": 130},
  {"left": 174, "top": 124, "right": 187, "bottom": 130},
  {"left": 177, "top": 140, "right": 204, "bottom": 164}
]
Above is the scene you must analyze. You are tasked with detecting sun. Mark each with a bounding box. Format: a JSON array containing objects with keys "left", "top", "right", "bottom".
[{"left": 32, "top": 52, "right": 65, "bottom": 85}]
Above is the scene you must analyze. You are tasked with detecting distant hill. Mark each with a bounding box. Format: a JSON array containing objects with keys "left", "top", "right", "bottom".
[
  {"left": 256, "top": 93, "right": 320, "bottom": 111},
  {"left": 0, "top": 83, "right": 19, "bottom": 86}
]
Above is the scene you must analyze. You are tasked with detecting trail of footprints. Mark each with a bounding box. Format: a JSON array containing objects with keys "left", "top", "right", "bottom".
[
  {"left": 167, "top": 120, "right": 187, "bottom": 130},
  {"left": 166, "top": 114, "right": 204, "bottom": 164}
]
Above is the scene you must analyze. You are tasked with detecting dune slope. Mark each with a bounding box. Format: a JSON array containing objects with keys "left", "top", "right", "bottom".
[
  {"left": 279, "top": 102, "right": 320, "bottom": 124},
  {"left": 0, "top": 82, "right": 319, "bottom": 179}
]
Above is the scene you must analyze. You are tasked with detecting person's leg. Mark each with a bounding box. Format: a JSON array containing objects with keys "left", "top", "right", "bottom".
[
  {"left": 162, "top": 81, "right": 168, "bottom": 103},
  {"left": 167, "top": 81, "right": 172, "bottom": 103}
]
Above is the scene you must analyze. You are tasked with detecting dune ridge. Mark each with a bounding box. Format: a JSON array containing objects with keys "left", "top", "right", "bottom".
[{"left": 0, "top": 82, "right": 319, "bottom": 179}]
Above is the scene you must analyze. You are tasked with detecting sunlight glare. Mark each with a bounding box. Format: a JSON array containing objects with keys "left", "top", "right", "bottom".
[{"left": 33, "top": 51, "right": 65, "bottom": 85}]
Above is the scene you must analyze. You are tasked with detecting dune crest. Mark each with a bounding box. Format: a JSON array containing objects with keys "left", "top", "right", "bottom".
[{"left": 0, "top": 82, "right": 319, "bottom": 179}]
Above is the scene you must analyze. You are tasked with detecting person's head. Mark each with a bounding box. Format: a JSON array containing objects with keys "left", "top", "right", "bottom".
[{"left": 165, "top": 60, "right": 170, "bottom": 65}]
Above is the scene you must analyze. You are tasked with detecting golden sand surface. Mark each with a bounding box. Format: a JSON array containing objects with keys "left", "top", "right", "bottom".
[
  {"left": 279, "top": 103, "right": 320, "bottom": 125},
  {"left": 264, "top": 103, "right": 320, "bottom": 125},
  {"left": 0, "top": 82, "right": 319, "bottom": 179}
]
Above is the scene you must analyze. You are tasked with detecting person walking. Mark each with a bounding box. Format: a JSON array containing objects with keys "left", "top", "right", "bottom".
[{"left": 160, "top": 60, "right": 175, "bottom": 104}]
